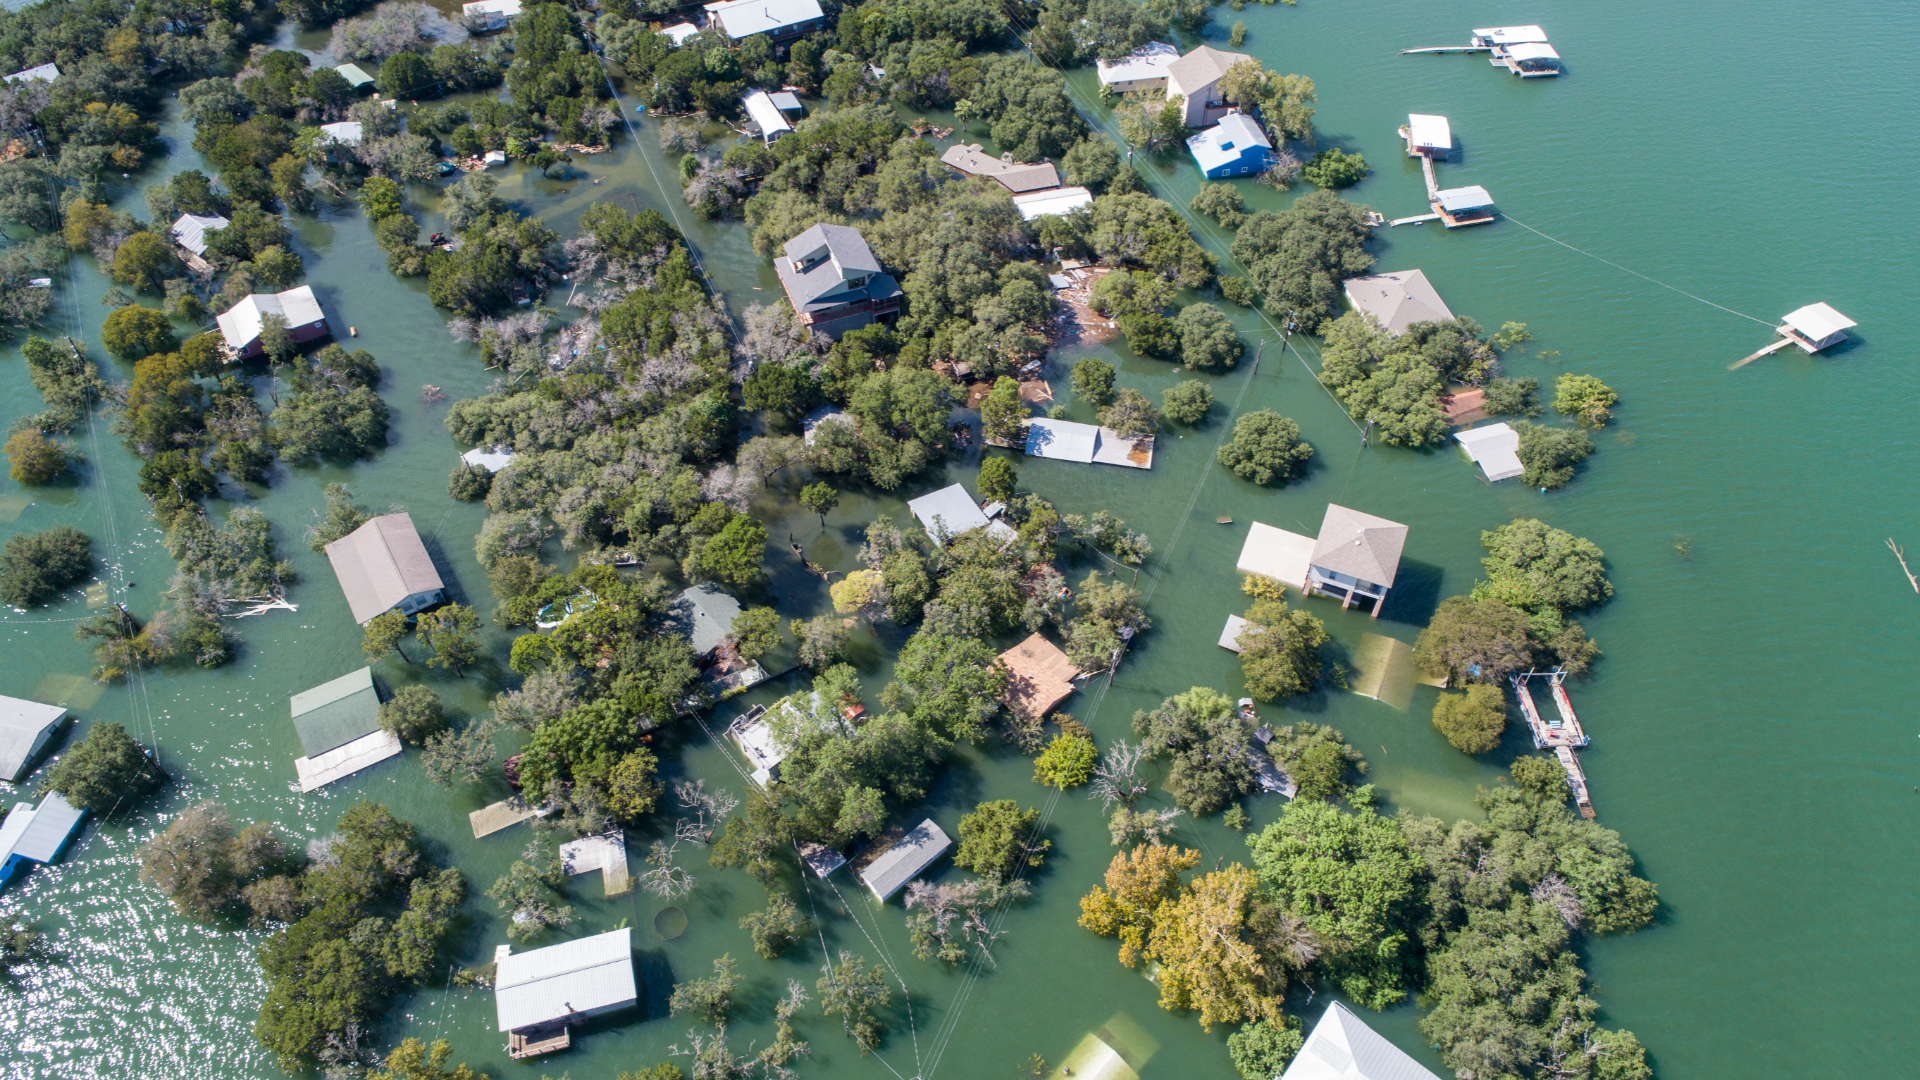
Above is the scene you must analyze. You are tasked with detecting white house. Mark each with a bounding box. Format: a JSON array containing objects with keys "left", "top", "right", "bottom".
[
  {"left": 323, "top": 513, "right": 445, "bottom": 625},
  {"left": 742, "top": 89, "right": 793, "bottom": 143},
  {"left": 215, "top": 286, "right": 329, "bottom": 359},
  {"left": 495, "top": 928, "right": 637, "bottom": 1058},
  {"left": 1165, "top": 45, "right": 1241, "bottom": 127},
  {"left": 1096, "top": 41, "right": 1179, "bottom": 93},
  {"left": 859, "top": 819, "right": 951, "bottom": 900},
  {"left": 702, "top": 0, "right": 825, "bottom": 41},
  {"left": 463, "top": 0, "right": 522, "bottom": 31},
  {"left": 660, "top": 21, "right": 700, "bottom": 45},
  {"left": 907, "top": 483, "right": 1015, "bottom": 546},
  {"left": 1282, "top": 1001, "right": 1443, "bottom": 1080},
  {"left": 1010, "top": 186, "right": 1093, "bottom": 221}
]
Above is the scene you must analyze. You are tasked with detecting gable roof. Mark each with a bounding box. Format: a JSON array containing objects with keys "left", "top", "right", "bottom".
[
  {"left": 1782, "top": 302, "right": 1855, "bottom": 341},
  {"left": 1310, "top": 505, "right": 1408, "bottom": 587},
  {"left": 495, "top": 927, "right": 637, "bottom": 1032},
  {"left": 1455, "top": 423, "right": 1525, "bottom": 482},
  {"left": 319, "top": 120, "right": 363, "bottom": 146},
  {"left": 777, "top": 223, "right": 887, "bottom": 309},
  {"left": 859, "top": 818, "right": 951, "bottom": 900},
  {"left": 938, "top": 144, "right": 1061, "bottom": 193},
  {"left": 1011, "top": 186, "right": 1094, "bottom": 221},
  {"left": 667, "top": 583, "right": 743, "bottom": 657},
  {"left": 743, "top": 90, "right": 793, "bottom": 140},
  {"left": 0, "top": 697, "right": 66, "bottom": 783},
  {"left": 4, "top": 62, "right": 59, "bottom": 85},
  {"left": 334, "top": 63, "right": 375, "bottom": 88},
  {"left": 661, "top": 21, "right": 701, "bottom": 44},
  {"left": 1168, "top": 45, "right": 1241, "bottom": 91},
  {"left": 324, "top": 513, "right": 444, "bottom": 624},
  {"left": 171, "top": 213, "right": 229, "bottom": 256},
  {"left": 1435, "top": 185, "right": 1493, "bottom": 212},
  {"left": 703, "top": 0, "right": 824, "bottom": 37},
  {"left": 998, "top": 633, "right": 1080, "bottom": 720},
  {"left": 215, "top": 286, "right": 326, "bottom": 349},
  {"left": 0, "top": 792, "right": 85, "bottom": 864},
  {"left": 1096, "top": 41, "right": 1179, "bottom": 85},
  {"left": 290, "top": 667, "right": 382, "bottom": 758},
  {"left": 907, "top": 484, "right": 990, "bottom": 544},
  {"left": 1343, "top": 270, "right": 1455, "bottom": 336},
  {"left": 782, "top": 222, "right": 881, "bottom": 274},
  {"left": 1282, "top": 1001, "right": 1444, "bottom": 1080},
  {"left": 1187, "top": 112, "right": 1272, "bottom": 172}
]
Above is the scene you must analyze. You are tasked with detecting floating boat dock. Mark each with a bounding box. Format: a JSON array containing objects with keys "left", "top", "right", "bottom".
[
  {"left": 1512, "top": 670, "right": 1595, "bottom": 817},
  {"left": 1403, "top": 26, "right": 1562, "bottom": 77}
]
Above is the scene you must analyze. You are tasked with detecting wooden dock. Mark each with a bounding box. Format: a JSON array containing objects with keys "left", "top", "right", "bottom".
[
  {"left": 1420, "top": 155, "right": 1440, "bottom": 200},
  {"left": 469, "top": 796, "right": 545, "bottom": 839},
  {"left": 1390, "top": 213, "right": 1442, "bottom": 227},
  {"left": 1513, "top": 671, "right": 1595, "bottom": 817},
  {"left": 509, "top": 1027, "right": 571, "bottom": 1060},
  {"left": 1729, "top": 336, "right": 1795, "bottom": 370},
  {"left": 1399, "top": 45, "right": 1491, "bottom": 54}
]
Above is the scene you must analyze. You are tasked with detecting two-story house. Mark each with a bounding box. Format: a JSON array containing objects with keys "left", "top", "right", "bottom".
[
  {"left": 774, "top": 223, "right": 902, "bottom": 339},
  {"left": 1166, "top": 45, "right": 1242, "bottom": 127},
  {"left": 1304, "top": 504, "right": 1408, "bottom": 617}
]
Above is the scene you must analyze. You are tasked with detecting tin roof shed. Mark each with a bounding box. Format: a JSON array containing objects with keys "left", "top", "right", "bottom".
[
  {"left": 494, "top": 927, "right": 637, "bottom": 1033},
  {"left": 1455, "top": 423, "right": 1525, "bottom": 482},
  {"left": 859, "top": 819, "right": 951, "bottom": 900}
]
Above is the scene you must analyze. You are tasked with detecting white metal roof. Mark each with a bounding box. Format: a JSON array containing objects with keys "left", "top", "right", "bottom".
[
  {"left": 1236, "top": 522, "right": 1315, "bottom": 589},
  {"left": 1186, "top": 112, "right": 1272, "bottom": 174},
  {"left": 1435, "top": 185, "right": 1493, "bottom": 212},
  {"left": 703, "top": 0, "right": 824, "bottom": 38},
  {"left": 461, "top": 447, "right": 516, "bottom": 472},
  {"left": 463, "top": 0, "right": 521, "bottom": 17},
  {"left": 1218, "top": 613, "right": 1251, "bottom": 653},
  {"left": 859, "top": 818, "right": 951, "bottom": 900},
  {"left": 495, "top": 927, "right": 636, "bottom": 1032},
  {"left": 1025, "top": 418, "right": 1099, "bottom": 462},
  {"left": 1455, "top": 423, "right": 1525, "bottom": 482},
  {"left": 483, "top": 149, "right": 507, "bottom": 165},
  {"left": 743, "top": 90, "right": 793, "bottom": 140},
  {"left": 1, "top": 792, "right": 85, "bottom": 864},
  {"left": 334, "top": 63, "right": 375, "bottom": 88},
  {"left": 4, "top": 62, "right": 59, "bottom": 84},
  {"left": 1282, "top": 1001, "right": 1444, "bottom": 1080},
  {"left": 1505, "top": 42, "right": 1560, "bottom": 62},
  {"left": 908, "top": 484, "right": 990, "bottom": 544},
  {"left": 319, "top": 121, "right": 363, "bottom": 146},
  {"left": 0, "top": 696, "right": 65, "bottom": 782},
  {"left": 1095, "top": 41, "right": 1179, "bottom": 85},
  {"left": 170, "top": 213, "right": 229, "bottom": 256},
  {"left": 661, "top": 21, "right": 700, "bottom": 44},
  {"left": 216, "top": 286, "right": 326, "bottom": 350},
  {"left": 1406, "top": 113, "right": 1451, "bottom": 151},
  {"left": 1472, "top": 25, "right": 1549, "bottom": 44},
  {"left": 1781, "top": 302, "right": 1856, "bottom": 341},
  {"left": 1011, "top": 186, "right": 1093, "bottom": 221}
]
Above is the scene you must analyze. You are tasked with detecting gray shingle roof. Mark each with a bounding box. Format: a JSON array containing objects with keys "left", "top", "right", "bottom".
[
  {"left": 1167, "top": 45, "right": 1240, "bottom": 91},
  {"left": 668, "top": 583, "right": 743, "bottom": 657},
  {"left": 324, "top": 514, "right": 444, "bottom": 624},
  {"left": 782, "top": 223, "right": 881, "bottom": 275},
  {"left": 938, "top": 144, "right": 1061, "bottom": 193},
  {"left": 1310, "top": 505, "right": 1407, "bottom": 588},
  {"left": 1343, "top": 270, "right": 1456, "bottom": 336}
]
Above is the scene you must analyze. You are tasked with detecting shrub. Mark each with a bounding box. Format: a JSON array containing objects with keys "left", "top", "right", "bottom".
[
  {"left": 1301, "top": 148, "right": 1368, "bottom": 189},
  {"left": 1, "top": 525, "right": 92, "bottom": 606},
  {"left": 1229, "top": 1018, "right": 1304, "bottom": 1080},
  {"left": 1482, "top": 376, "right": 1540, "bottom": 417},
  {"left": 1513, "top": 422, "right": 1594, "bottom": 490},
  {"left": 1034, "top": 732, "right": 1097, "bottom": 789},
  {"left": 1175, "top": 302, "right": 1242, "bottom": 371},
  {"left": 1219, "top": 276, "right": 1257, "bottom": 307},
  {"left": 447, "top": 462, "right": 493, "bottom": 501},
  {"left": 1071, "top": 357, "right": 1116, "bottom": 405},
  {"left": 4, "top": 430, "right": 72, "bottom": 485},
  {"left": 379, "top": 684, "right": 448, "bottom": 744},
  {"left": 955, "top": 799, "right": 1047, "bottom": 877},
  {"left": 979, "top": 456, "right": 1017, "bottom": 503},
  {"left": 1216, "top": 410, "right": 1312, "bottom": 485},
  {"left": 42, "top": 720, "right": 160, "bottom": 813},
  {"left": 1552, "top": 373, "right": 1618, "bottom": 426},
  {"left": 1431, "top": 683, "right": 1507, "bottom": 753},
  {"left": 1161, "top": 380, "right": 1213, "bottom": 425}
]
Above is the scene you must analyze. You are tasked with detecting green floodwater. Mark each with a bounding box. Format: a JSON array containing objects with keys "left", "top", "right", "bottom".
[{"left": 3, "top": 0, "right": 1918, "bottom": 1076}]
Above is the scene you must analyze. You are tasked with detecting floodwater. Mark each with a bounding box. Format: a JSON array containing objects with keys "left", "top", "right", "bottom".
[{"left": 3, "top": 0, "right": 1917, "bottom": 1076}]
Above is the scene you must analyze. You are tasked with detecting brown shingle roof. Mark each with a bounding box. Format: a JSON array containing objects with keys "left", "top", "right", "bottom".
[
  {"left": 325, "top": 513, "right": 444, "bottom": 624},
  {"left": 938, "top": 144, "right": 1061, "bottom": 194},
  {"left": 1167, "top": 45, "right": 1241, "bottom": 93},
  {"left": 998, "top": 632, "right": 1081, "bottom": 721}
]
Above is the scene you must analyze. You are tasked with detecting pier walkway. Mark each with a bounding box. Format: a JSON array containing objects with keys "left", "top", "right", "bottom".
[{"left": 1513, "top": 670, "right": 1596, "bottom": 817}]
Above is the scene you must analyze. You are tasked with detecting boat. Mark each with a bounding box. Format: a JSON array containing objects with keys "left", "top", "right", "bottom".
[{"left": 1216, "top": 516, "right": 1233, "bottom": 524}]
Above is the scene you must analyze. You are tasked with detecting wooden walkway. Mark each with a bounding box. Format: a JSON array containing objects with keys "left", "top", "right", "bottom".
[
  {"left": 509, "top": 1028, "right": 571, "bottom": 1059},
  {"left": 1390, "top": 213, "right": 1442, "bottom": 227},
  {"left": 1729, "top": 336, "right": 1794, "bottom": 370},
  {"left": 559, "top": 831, "right": 631, "bottom": 896},
  {"left": 469, "top": 796, "right": 545, "bottom": 839},
  {"left": 1512, "top": 671, "right": 1595, "bottom": 817},
  {"left": 1420, "top": 155, "right": 1440, "bottom": 200},
  {"left": 1400, "top": 45, "right": 1492, "bottom": 54}
]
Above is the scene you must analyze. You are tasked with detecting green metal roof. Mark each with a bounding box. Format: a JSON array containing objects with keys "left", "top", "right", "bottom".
[
  {"left": 335, "top": 63, "right": 375, "bottom": 88},
  {"left": 290, "top": 667, "right": 382, "bottom": 758}
]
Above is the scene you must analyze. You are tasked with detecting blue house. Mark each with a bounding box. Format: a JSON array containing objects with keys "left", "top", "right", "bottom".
[
  {"left": 0, "top": 792, "right": 87, "bottom": 891},
  {"left": 1186, "top": 112, "right": 1273, "bottom": 178}
]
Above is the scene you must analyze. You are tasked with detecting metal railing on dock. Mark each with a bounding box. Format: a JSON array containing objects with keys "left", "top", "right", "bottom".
[{"left": 1512, "top": 670, "right": 1595, "bottom": 816}]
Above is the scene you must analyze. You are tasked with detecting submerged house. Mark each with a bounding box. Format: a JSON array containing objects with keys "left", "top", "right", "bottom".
[
  {"left": 907, "top": 483, "right": 1015, "bottom": 546},
  {"left": 775, "top": 223, "right": 902, "bottom": 338},
  {"left": 1343, "top": 269, "right": 1455, "bottom": 336},
  {"left": 3, "top": 62, "right": 59, "bottom": 85},
  {"left": 0, "top": 696, "right": 67, "bottom": 783},
  {"left": 215, "top": 286, "right": 330, "bottom": 359},
  {"left": 1024, "top": 416, "right": 1152, "bottom": 468},
  {"left": 1281, "top": 1001, "right": 1444, "bottom": 1080},
  {"left": 938, "top": 143, "right": 1061, "bottom": 194},
  {"left": 319, "top": 120, "right": 364, "bottom": 148},
  {"left": 667, "top": 583, "right": 743, "bottom": 664},
  {"left": 1455, "top": 423, "right": 1525, "bottom": 482},
  {"left": 1095, "top": 41, "right": 1179, "bottom": 93},
  {"left": 170, "top": 212, "right": 229, "bottom": 258},
  {"left": 743, "top": 89, "right": 793, "bottom": 143},
  {"left": 463, "top": 0, "right": 522, "bottom": 30},
  {"left": 702, "top": 0, "right": 826, "bottom": 42},
  {"left": 0, "top": 792, "right": 85, "bottom": 890},
  {"left": 1186, "top": 111, "right": 1272, "bottom": 178},
  {"left": 290, "top": 667, "right": 401, "bottom": 792},
  {"left": 859, "top": 818, "right": 952, "bottom": 900},
  {"left": 1166, "top": 45, "right": 1241, "bottom": 127},
  {"left": 998, "top": 632, "right": 1080, "bottom": 721},
  {"left": 333, "top": 63, "right": 376, "bottom": 90},
  {"left": 324, "top": 513, "right": 445, "bottom": 625},
  {"left": 495, "top": 927, "right": 637, "bottom": 1059}
]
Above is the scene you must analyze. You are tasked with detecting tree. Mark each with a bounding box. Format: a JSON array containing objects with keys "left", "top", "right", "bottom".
[
  {"left": 1229, "top": 1018, "right": 1304, "bottom": 1080},
  {"left": 379, "top": 685, "right": 448, "bottom": 744},
  {"left": 882, "top": 629, "right": 1006, "bottom": 742},
  {"left": 1237, "top": 600, "right": 1330, "bottom": 701},
  {"left": 488, "top": 844, "right": 574, "bottom": 941},
  {"left": 978, "top": 456, "right": 1017, "bottom": 503},
  {"left": 363, "top": 609, "right": 415, "bottom": 664},
  {"left": 101, "top": 304, "right": 177, "bottom": 359},
  {"left": 42, "top": 721, "right": 160, "bottom": 813},
  {"left": 1098, "top": 387, "right": 1159, "bottom": 438},
  {"left": 1161, "top": 380, "right": 1212, "bottom": 425},
  {"left": 1, "top": 525, "right": 92, "bottom": 606},
  {"left": 729, "top": 607, "right": 780, "bottom": 663},
  {"left": 954, "top": 799, "right": 1047, "bottom": 878},
  {"left": 370, "top": 1038, "right": 487, "bottom": 1080},
  {"left": 358, "top": 177, "right": 405, "bottom": 222},
  {"left": 979, "top": 376, "right": 1026, "bottom": 445},
  {"left": 670, "top": 954, "right": 743, "bottom": 1025},
  {"left": 799, "top": 481, "right": 839, "bottom": 527},
  {"left": 1476, "top": 519, "right": 1613, "bottom": 614},
  {"left": 1513, "top": 422, "right": 1596, "bottom": 490},
  {"left": 0, "top": 914, "right": 46, "bottom": 977},
  {"left": 1148, "top": 864, "right": 1297, "bottom": 1030},
  {"left": 379, "top": 52, "right": 433, "bottom": 98},
  {"left": 1228, "top": 191, "right": 1375, "bottom": 332},
  {"left": 447, "top": 462, "right": 493, "bottom": 502},
  {"left": 1133, "top": 687, "right": 1253, "bottom": 815},
  {"left": 421, "top": 718, "right": 499, "bottom": 787},
  {"left": 1301, "top": 148, "right": 1368, "bottom": 189},
  {"left": 790, "top": 614, "right": 850, "bottom": 671},
  {"left": 138, "top": 801, "right": 295, "bottom": 922},
  {"left": 1071, "top": 357, "right": 1116, "bottom": 405},
  {"left": 418, "top": 603, "right": 482, "bottom": 673},
  {"left": 1413, "top": 596, "right": 1537, "bottom": 685},
  {"left": 1484, "top": 376, "right": 1541, "bottom": 417},
  {"left": 830, "top": 569, "right": 886, "bottom": 617},
  {"left": 1553, "top": 373, "right": 1619, "bottom": 427},
  {"left": 4, "top": 430, "right": 72, "bottom": 485},
  {"left": 1216, "top": 410, "right": 1312, "bottom": 485},
  {"left": 1034, "top": 732, "right": 1096, "bottom": 789},
  {"left": 1175, "top": 303, "right": 1242, "bottom": 371},
  {"left": 1248, "top": 800, "right": 1422, "bottom": 1009},
  {"left": 109, "top": 232, "right": 179, "bottom": 292},
  {"left": 686, "top": 516, "right": 767, "bottom": 588},
  {"left": 1078, "top": 843, "right": 1200, "bottom": 967},
  {"left": 1189, "top": 183, "right": 1247, "bottom": 227},
  {"left": 741, "top": 892, "right": 810, "bottom": 959},
  {"left": 710, "top": 790, "right": 792, "bottom": 885},
  {"left": 607, "top": 748, "right": 663, "bottom": 821},
  {"left": 818, "top": 950, "right": 890, "bottom": 1053},
  {"left": 1432, "top": 683, "right": 1507, "bottom": 753}
]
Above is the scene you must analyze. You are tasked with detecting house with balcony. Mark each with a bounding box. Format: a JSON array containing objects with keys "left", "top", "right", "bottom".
[
  {"left": 1166, "top": 45, "right": 1242, "bottom": 127},
  {"left": 774, "top": 223, "right": 901, "bottom": 338},
  {"left": 1304, "top": 504, "right": 1407, "bottom": 617}
]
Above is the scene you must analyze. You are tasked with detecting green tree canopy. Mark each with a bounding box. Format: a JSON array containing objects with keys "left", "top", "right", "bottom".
[
  {"left": 1431, "top": 683, "right": 1507, "bottom": 753},
  {"left": 1216, "top": 410, "right": 1312, "bottom": 485},
  {"left": 1228, "top": 191, "right": 1374, "bottom": 331},
  {"left": 1, "top": 524, "right": 91, "bottom": 606},
  {"left": 954, "top": 799, "right": 1047, "bottom": 878}
]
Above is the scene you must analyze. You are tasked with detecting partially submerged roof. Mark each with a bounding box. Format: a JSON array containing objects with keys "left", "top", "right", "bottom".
[
  {"left": 290, "top": 666, "right": 382, "bottom": 758},
  {"left": 661, "top": 21, "right": 700, "bottom": 44},
  {"left": 859, "top": 818, "right": 952, "bottom": 900},
  {"left": 171, "top": 212, "right": 229, "bottom": 257},
  {"left": 802, "top": 405, "right": 854, "bottom": 446},
  {"left": 743, "top": 90, "right": 793, "bottom": 140},
  {"left": 1236, "top": 522, "right": 1315, "bottom": 590},
  {"left": 1095, "top": 41, "right": 1179, "bottom": 85},
  {"left": 1473, "top": 25, "right": 1549, "bottom": 44},
  {"left": 908, "top": 484, "right": 991, "bottom": 544},
  {"left": 0, "top": 792, "right": 85, "bottom": 865},
  {"left": 1505, "top": 42, "right": 1560, "bottom": 62},
  {"left": 1311, "top": 505, "right": 1408, "bottom": 588},
  {"left": 768, "top": 90, "right": 802, "bottom": 111},
  {"left": 216, "top": 286, "right": 326, "bottom": 349},
  {"left": 4, "top": 62, "right": 59, "bottom": 85},
  {"left": 1343, "top": 270, "right": 1455, "bottom": 336},
  {"left": 1010, "top": 186, "right": 1094, "bottom": 221},
  {"left": 463, "top": 0, "right": 521, "bottom": 17},
  {"left": 334, "top": 63, "right": 375, "bottom": 88},
  {"left": 999, "top": 632, "right": 1080, "bottom": 720},
  {"left": 667, "top": 583, "right": 743, "bottom": 657},
  {"left": 324, "top": 513, "right": 445, "bottom": 624},
  {"left": 1187, "top": 113, "right": 1272, "bottom": 175},
  {"left": 0, "top": 696, "right": 66, "bottom": 783},
  {"left": 495, "top": 927, "right": 637, "bottom": 1033},
  {"left": 319, "top": 120, "right": 364, "bottom": 146},
  {"left": 703, "top": 0, "right": 824, "bottom": 37},
  {"left": 1281, "top": 1001, "right": 1444, "bottom": 1080},
  {"left": 938, "top": 144, "right": 1061, "bottom": 194},
  {"left": 461, "top": 446, "right": 516, "bottom": 473},
  {"left": 1218, "top": 613, "right": 1252, "bottom": 653},
  {"left": 1781, "top": 302, "right": 1856, "bottom": 341},
  {"left": 1455, "top": 423, "right": 1525, "bottom": 482},
  {"left": 1406, "top": 113, "right": 1451, "bottom": 152},
  {"left": 1024, "top": 417, "right": 1152, "bottom": 469},
  {"left": 1435, "top": 185, "right": 1493, "bottom": 212},
  {"left": 1167, "top": 44, "right": 1241, "bottom": 89}
]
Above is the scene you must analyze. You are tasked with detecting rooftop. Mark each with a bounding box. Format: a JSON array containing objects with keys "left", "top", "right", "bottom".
[
  {"left": 998, "top": 632, "right": 1080, "bottom": 720},
  {"left": 1167, "top": 44, "right": 1241, "bottom": 90},
  {"left": 907, "top": 483, "right": 991, "bottom": 544},
  {"left": 1010, "top": 186, "right": 1094, "bottom": 221},
  {"left": 1472, "top": 25, "right": 1549, "bottom": 44},
  {"left": 461, "top": 446, "right": 516, "bottom": 473},
  {"left": 216, "top": 285, "right": 326, "bottom": 349},
  {"left": 667, "top": 582, "right": 743, "bottom": 658},
  {"left": 1186, "top": 112, "right": 1272, "bottom": 173},
  {"left": 290, "top": 666, "right": 382, "bottom": 758},
  {"left": 1236, "top": 521, "right": 1316, "bottom": 590},
  {"left": 859, "top": 818, "right": 952, "bottom": 900},
  {"left": 4, "top": 62, "right": 59, "bottom": 85},
  {"left": 1281, "top": 1001, "right": 1444, "bottom": 1080},
  {"left": 171, "top": 212, "right": 229, "bottom": 256},
  {"left": 1781, "top": 302, "right": 1856, "bottom": 341},
  {"left": 1505, "top": 42, "right": 1560, "bottom": 62},
  {"left": 1455, "top": 423, "right": 1525, "bottom": 482},
  {"left": 1406, "top": 113, "right": 1451, "bottom": 152},
  {"left": 1024, "top": 417, "right": 1152, "bottom": 468},
  {"left": 334, "top": 63, "right": 375, "bottom": 88},
  {"left": 319, "top": 120, "right": 363, "bottom": 146},
  {"left": 1435, "top": 185, "right": 1493, "bottom": 212},
  {"left": 464, "top": 0, "right": 522, "bottom": 14},
  {"left": 0, "top": 696, "right": 66, "bottom": 783},
  {"left": 323, "top": 513, "right": 444, "bottom": 624},
  {"left": 1311, "top": 506, "right": 1408, "bottom": 588},
  {"left": 495, "top": 927, "right": 637, "bottom": 1033},
  {"left": 1343, "top": 270, "right": 1455, "bottom": 336},
  {"left": 1218, "top": 613, "right": 1253, "bottom": 653},
  {"left": 661, "top": 21, "right": 700, "bottom": 44},
  {"left": 743, "top": 90, "right": 793, "bottom": 140},
  {"left": 1095, "top": 41, "right": 1179, "bottom": 85},
  {"left": 703, "top": 0, "right": 824, "bottom": 37},
  {"left": 938, "top": 144, "right": 1061, "bottom": 193},
  {"left": 0, "top": 792, "right": 85, "bottom": 865}
]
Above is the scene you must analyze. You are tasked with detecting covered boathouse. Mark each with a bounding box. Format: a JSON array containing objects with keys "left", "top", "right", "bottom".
[{"left": 494, "top": 927, "right": 638, "bottom": 1059}]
